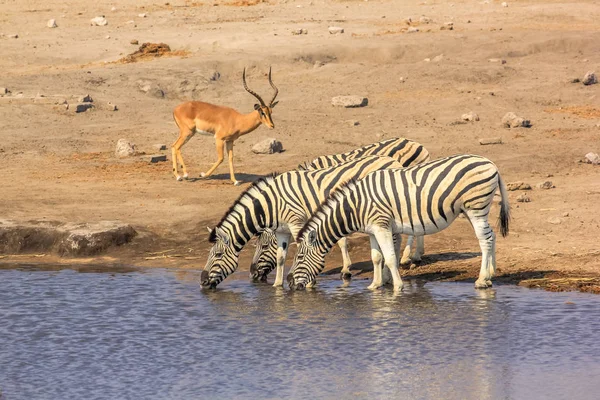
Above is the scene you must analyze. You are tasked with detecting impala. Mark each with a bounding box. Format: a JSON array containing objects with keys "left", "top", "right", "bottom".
[{"left": 171, "top": 67, "right": 279, "bottom": 185}]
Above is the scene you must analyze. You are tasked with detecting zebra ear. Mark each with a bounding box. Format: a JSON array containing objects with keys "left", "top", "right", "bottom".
[{"left": 308, "top": 230, "right": 317, "bottom": 244}]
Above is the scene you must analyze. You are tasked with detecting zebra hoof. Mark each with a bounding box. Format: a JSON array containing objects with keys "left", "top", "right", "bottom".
[
  {"left": 474, "top": 280, "right": 490, "bottom": 289},
  {"left": 485, "top": 280, "right": 493, "bottom": 287},
  {"left": 340, "top": 272, "right": 352, "bottom": 281}
]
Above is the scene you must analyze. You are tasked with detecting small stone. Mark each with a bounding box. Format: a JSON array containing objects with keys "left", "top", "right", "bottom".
[
  {"left": 111, "top": 6, "right": 117, "bottom": 11},
  {"left": 419, "top": 16, "right": 432, "bottom": 24},
  {"left": 584, "top": 152, "right": 600, "bottom": 165},
  {"left": 562, "top": 212, "right": 570, "bottom": 217},
  {"left": 115, "top": 139, "right": 137, "bottom": 158},
  {"left": 153, "top": 144, "right": 168, "bottom": 151},
  {"left": 479, "top": 137, "right": 503, "bottom": 145},
  {"left": 314, "top": 61, "right": 325, "bottom": 68},
  {"left": 507, "top": 181, "right": 532, "bottom": 191},
  {"left": 432, "top": 54, "right": 444, "bottom": 62},
  {"left": 291, "top": 28, "right": 308, "bottom": 35},
  {"left": 501, "top": 2, "right": 508, "bottom": 7},
  {"left": 502, "top": 112, "right": 531, "bottom": 128},
  {"left": 141, "top": 154, "right": 167, "bottom": 163},
  {"left": 331, "top": 95, "right": 368, "bottom": 108},
  {"left": 47, "top": 19, "right": 58, "bottom": 28},
  {"left": 74, "top": 103, "right": 93, "bottom": 113},
  {"left": 461, "top": 111, "right": 480, "bottom": 122},
  {"left": 252, "top": 138, "right": 283, "bottom": 154},
  {"left": 105, "top": 35, "right": 111, "bottom": 39},
  {"left": 139, "top": 82, "right": 165, "bottom": 98},
  {"left": 547, "top": 217, "right": 561, "bottom": 225},
  {"left": 582, "top": 71, "right": 597, "bottom": 86},
  {"left": 0, "top": 87, "right": 8, "bottom": 95},
  {"left": 537, "top": 181, "right": 554, "bottom": 190},
  {"left": 348, "top": 120, "right": 360, "bottom": 127},
  {"left": 138, "top": 13, "right": 147, "bottom": 18},
  {"left": 130, "top": 39, "right": 139, "bottom": 45},
  {"left": 516, "top": 193, "right": 531, "bottom": 203},
  {"left": 7, "top": 34, "right": 18, "bottom": 39},
  {"left": 90, "top": 16, "right": 108, "bottom": 26},
  {"left": 444, "top": 22, "right": 454, "bottom": 27},
  {"left": 571, "top": 78, "right": 580, "bottom": 83},
  {"left": 328, "top": 27, "right": 344, "bottom": 34},
  {"left": 107, "top": 102, "right": 118, "bottom": 111},
  {"left": 407, "top": 27, "right": 419, "bottom": 33},
  {"left": 78, "top": 94, "right": 93, "bottom": 103},
  {"left": 209, "top": 71, "right": 221, "bottom": 81},
  {"left": 423, "top": 58, "right": 431, "bottom": 62},
  {"left": 488, "top": 58, "right": 506, "bottom": 63}
]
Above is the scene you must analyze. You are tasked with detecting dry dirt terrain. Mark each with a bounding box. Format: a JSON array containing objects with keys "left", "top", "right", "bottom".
[{"left": 1, "top": 0, "right": 599, "bottom": 292}]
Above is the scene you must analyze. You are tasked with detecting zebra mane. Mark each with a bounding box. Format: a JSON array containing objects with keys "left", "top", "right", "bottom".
[
  {"left": 209, "top": 172, "right": 279, "bottom": 243},
  {"left": 296, "top": 178, "right": 358, "bottom": 242}
]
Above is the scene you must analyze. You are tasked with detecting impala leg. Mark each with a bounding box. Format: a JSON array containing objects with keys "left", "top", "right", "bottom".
[
  {"left": 273, "top": 232, "right": 291, "bottom": 287},
  {"left": 201, "top": 138, "right": 225, "bottom": 179},
  {"left": 373, "top": 227, "right": 403, "bottom": 292},
  {"left": 176, "top": 132, "right": 195, "bottom": 179},
  {"left": 225, "top": 141, "right": 240, "bottom": 186},
  {"left": 337, "top": 237, "right": 352, "bottom": 280},
  {"left": 171, "top": 129, "right": 193, "bottom": 181}
]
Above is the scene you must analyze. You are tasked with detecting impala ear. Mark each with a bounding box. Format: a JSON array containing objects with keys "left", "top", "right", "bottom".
[
  {"left": 270, "top": 101, "right": 279, "bottom": 109},
  {"left": 254, "top": 104, "right": 261, "bottom": 111},
  {"left": 206, "top": 226, "right": 212, "bottom": 233}
]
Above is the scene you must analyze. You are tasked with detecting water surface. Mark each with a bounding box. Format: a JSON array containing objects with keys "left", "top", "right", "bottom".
[{"left": 1, "top": 268, "right": 599, "bottom": 400}]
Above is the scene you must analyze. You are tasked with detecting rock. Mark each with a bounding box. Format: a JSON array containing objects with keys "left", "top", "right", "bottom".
[
  {"left": 423, "top": 58, "right": 431, "bottom": 62},
  {"left": 461, "top": 111, "right": 480, "bottom": 122},
  {"left": 130, "top": 39, "right": 139, "bottom": 45},
  {"left": 479, "top": 137, "right": 503, "bottom": 145},
  {"left": 516, "top": 193, "right": 531, "bottom": 203},
  {"left": 501, "top": 2, "right": 508, "bottom": 7},
  {"left": 153, "top": 144, "right": 168, "bottom": 151},
  {"left": 444, "top": 22, "right": 454, "bottom": 27},
  {"left": 209, "top": 71, "right": 221, "bottom": 81},
  {"left": 328, "top": 26, "right": 344, "bottom": 34},
  {"left": 78, "top": 94, "right": 93, "bottom": 103},
  {"left": 0, "top": 87, "right": 7, "bottom": 95},
  {"left": 111, "top": 6, "right": 117, "bottom": 11},
  {"left": 489, "top": 58, "right": 507, "bottom": 64},
  {"left": 0, "top": 219, "right": 136, "bottom": 256},
  {"left": 115, "top": 139, "right": 137, "bottom": 158},
  {"left": 74, "top": 103, "right": 93, "bottom": 113},
  {"left": 331, "top": 95, "right": 368, "bottom": 108},
  {"left": 571, "top": 78, "right": 581, "bottom": 83},
  {"left": 252, "top": 138, "right": 283, "bottom": 154},
  {"left": 585, "top": 152, "right": 600, "bottom": 165},
  {"left": 419, "top": 16, "right": 432, "bottom": 24},
  {"left": 314, "top": 61, "right": 325, "bottom": 68},
  {"left": 407, "top": 27, "right": 419, "bottom": 33},
  {"left": 141, "top": 154, "right": 167, "bottom": 163},
  {"left": 107, "top": 102, "right": 118, "bottom": 111},
  {"left": 47, "top": 19, "right": 58, "bottom": 28},
  {"left": 502, "top": 112, "right": 531, "bottom": 128},
  {"left": 547, "top": 217, "right": 561, "bottom": 225},
  {"left": 537, "top": 181, "right": 554, "bottom": 190},
  {"left": 139, "top": 82, "right": 165, "bottom": 98},
  {"left": 138, "top": 13, "right": 147, "bottom": 18},
  {"left": 507, "top": 181, "right": 532, "bottom": 191},
  {"left": 432, "top": 54, "right": 444, "bottom": 62},
  {"left": 7, "top": 34, "right": 18, "bottom": 39},
  {"left": 348, "top": 120, "right": 360, "bottom": 127},
  {"left": 291, "top": 28, "right": 308, "bottom": 35},
  {"left": 562, "top": 212, "right": 570, "bottom": 217},
  {"left": 582, "top": 71, "right": 597, "bottom": 86},
  {"left": 90, "top": 16, "right": 108, "bottom": 26}
]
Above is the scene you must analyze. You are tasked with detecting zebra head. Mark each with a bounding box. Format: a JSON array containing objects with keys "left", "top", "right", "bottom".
[
  {"left": 249, "top": 228, "right": 277, "bottom": 282},
  {"left": 287, "top": 229, "right": 324, "bottom": 290},
  {"left": 201, "top": 227, "right": 239, "bottom": 289}
]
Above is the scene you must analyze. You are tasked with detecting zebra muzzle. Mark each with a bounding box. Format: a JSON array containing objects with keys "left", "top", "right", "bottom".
[{"left": 200, "top": 270, "right": 216, "bottom": 289}]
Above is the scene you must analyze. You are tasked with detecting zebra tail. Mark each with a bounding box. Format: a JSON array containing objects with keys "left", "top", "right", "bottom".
[{"left": 497, "top": 173, "right": 511, "bottom": 238}]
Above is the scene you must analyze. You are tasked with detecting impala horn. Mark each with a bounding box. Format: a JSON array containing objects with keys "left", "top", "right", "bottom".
[
  {"left": 242, "top": 68, "right": 266, "bottom": 107},
  {"left": 268, "top": 67, "right": 279, "bottom": 107}
]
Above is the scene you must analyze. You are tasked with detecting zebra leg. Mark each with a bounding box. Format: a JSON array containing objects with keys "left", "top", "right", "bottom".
[
  {"left": 367, "top": 235, "right": 384, "bottom": 290},
  {"left": 466, "top": 212, "right": 495, "bottom": 289},
  {"left": 400, "top": 235, "right": 413, "bottom": 265},
  {"left": 487, "top": 232, "right": 497, "bottom": 286},
  {"left": 273, "top": 232, "right": 291, "bottom": 287},
  {"left": 337, "top": 237, "right": 353, "bottom": 280},
  {"left": 373, "top": 227, "right": 403, "bottom": 292},
  {"left": 383, "top": 234, "right": 402, "bottom": 284},
  {"left": 415, "top": 235, "right": 425, "bottom": 261}
]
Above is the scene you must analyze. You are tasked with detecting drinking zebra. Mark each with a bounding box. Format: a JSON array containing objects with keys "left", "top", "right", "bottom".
[
  {"left": 250, "top": 137, "right": 430, "bottom": 282},
  {"left": 287, "top": 154, "right": 510, "bottom": 291},
  {"left": 201, "top": 155, "right": 410, "bottom": 289}
]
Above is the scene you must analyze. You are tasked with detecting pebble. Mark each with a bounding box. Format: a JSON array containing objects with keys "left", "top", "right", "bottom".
[
  {"left": 547, "top": 217, "right": 561, "bottom": 225},
  {"left": 537, "top": 181, "right": 555, "bottom": 190},
  {"left": 107, "top": 102, "right": 118, "bottom": 111},
  {"left": 419, "top": 16, "right": 432, "bottom": 24},
  {"left": 90, "top": 16, "right": 108, "bottom": 26},
  {"left": 138, "top": 13, "right": 147, "bottom": 18},
  {"left": 584, "top": 152, "right": 600, "bottom": 165},
  {"left": 582, "top": 71, "right": 597, "bottom": 86},
  {"left": 0, "top": 87, "right": 8, "bottom": 95},
  {"left": 507, "top": 181, "right": 532, "bottom": 191},
  {"left": 432, "top": 54, "right": 444, "bottom": 62},
  {"left": 130, "top": 39, "right": 139, "bottom": 45},
  {"left": 516, "top": 193, "right": 531, "bottom": 203},
  {"left": 141, "top": 154, "right": 167, "bottom": 163},
  {"left": 74, "top": 103, "right": 93, "bottom": 113},
  {"left": 252, "top": 138, "right": 283, "bottom": 154},
  {"left": 502, "top": 112, "right": 531, "bottom": 128},
  {"left": 153, "top": 144, "right": 168, "bottom": 151},
  {"left": 501, "top": 2, "right": 508, "bottom": 7},
  {"left": 7, "top": 34, "right": 18, "bottom": 39},
  {"left": 291, "top": 28, "right": 308, "bottom": 35},
  {"left": 331, "top": 95, "right": 368, "bottom": 108},
  {"left": 328, "top": 27, "right": 344, "bottom": 35},
  {"left": 461, "top": 111, "right": 480, "bottom": 122},
  {"left": 562, "top": 212, "right": 570, "bottom": 217},
  {"left": 47, "top": 19, "right": 58, "bottom": 28},
  {"left": 78, "top": 94, "right": 93, "bottom": 103},
  {"left": 407, "top": 27, "right": 419, "bottom": 33},
  {"left": 479, "top": 137, "right": 503, "bottom": 145},
  {"left": 115, "top": 139, "right": 137, "bottom": 158}
]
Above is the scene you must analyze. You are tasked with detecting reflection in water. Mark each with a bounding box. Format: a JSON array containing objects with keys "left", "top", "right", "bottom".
[{"left": 1, "top": 269, "right": 599, "bottom": 400}]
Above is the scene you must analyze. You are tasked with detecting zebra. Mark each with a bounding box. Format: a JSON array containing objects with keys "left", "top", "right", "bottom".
[
  {"left": 287, "top": 154, "right": 510, "bottom": 292},
  {"left": 249, "top": 137, "right": 430, "bottom": 282},
  {"left": 201, "top": 155, "right": 414, "bottom": 289}
]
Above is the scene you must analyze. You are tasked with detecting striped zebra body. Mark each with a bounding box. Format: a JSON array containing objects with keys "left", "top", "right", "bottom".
[
  {"left": 251, "top": 138, "right": 430, "bottom": 282},
  {"left": 201, "top": 155, "right": 408, "bottom": 289},
  {"left": 288, "top": 154, "right": 510, "bottom": 291},
  {"left": 297, "top": 137, "right": 430, "bottom": 171}
]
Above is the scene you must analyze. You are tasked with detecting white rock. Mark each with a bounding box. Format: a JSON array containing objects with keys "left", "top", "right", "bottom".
[
  {"left": 0, "top": 87, "right": 8, "bottom": 94},
  {"left": 419, "top": 16, "right": 432, "bottom": 24},
  {"left": 331, "top": 95, "right": 368, "bottom": 108},
  {"left": 462, "top": 111, "right": 480, "bottom": 122},
  {"left": 107, "top": 102, "right": 118, "bottom": 111},
  {"left": 537, "top": 181, "right": 554, "bottom": 190},
  {"left": 584, "top": 152, "right": 600, "bottom": 165},
  {"left": 547, "top": 217, "right": 561, "bottom": 225},
  {"left": 583, "top": 71, "right": 597, "bottom": 86},
  {"left": 432, "top": 54, "right": 444, "bottom": 62},
  {"left": 516, "top": 193, "right": 531, "bottom": 203},
  {"left": 115, "top": 139, "right": 137, "bottom": 158},
  {"left": 328, "top": 26, "right": 344, "bottom": 34},
  {"left": 90, "top": 16, "right": 108, "bottom": 26},
  {"left": 138, "top": 13, "right": 147, "bottom": 18},
  {"left": 47, "top": 19, "right": 58, "bottom": 28},
  {"left": 502, "top": 112, "right": 531, "bottom": 128},
  {"left": 501, "top": 2, "right": 508, "bottom": 7},
  {"left": 111, "top": 6, "right": 117, "bottom": 11},
  {"left": 479, "top": 137, "right": 503, "bottom": 145},
  {"left": 252, "top": 138, "right": 283, "bottom": 154},
  {"left": 407, "top": 27, "right": 419, "bottom": 33},
  {"left": 7, "top": 34, "right": 18, "bottom": 39}
]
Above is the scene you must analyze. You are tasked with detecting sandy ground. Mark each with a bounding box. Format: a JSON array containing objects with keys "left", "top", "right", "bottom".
[{"left": 1, "top": 0, "right": 599, "bottom": 292}]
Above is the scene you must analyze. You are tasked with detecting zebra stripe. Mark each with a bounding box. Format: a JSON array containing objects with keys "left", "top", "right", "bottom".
[
  {"left": 297, "top": 137, "right": 430, "bottom": 171},
  {"left": 251, "top": 138, "right": 431, "bottom": 282},
  {"left": 201, "top": 155, "right": 409, "bottom": 289},
  {"left": 288, "top": 154, "right": 510, "bottom": 291}
]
